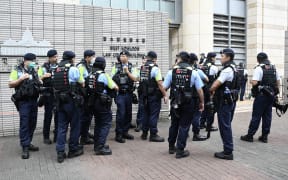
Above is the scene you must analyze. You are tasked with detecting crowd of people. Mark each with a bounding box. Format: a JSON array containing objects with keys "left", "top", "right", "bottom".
[{"left": 8, "top": 48, "right": 280, "bottom": 163}]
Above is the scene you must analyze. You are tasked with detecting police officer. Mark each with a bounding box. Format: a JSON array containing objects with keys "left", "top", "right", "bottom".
[
  {"left": 112, "top": 50, "right": 138, "bottom": 143},
  {"left": 139, "top": 51, "right": 167, "bottom": 142},
  {"left": 87, "top": 57, "right": 119, "bottom": 155},
  {"left": 9, "top": 53, "right": 41, "bottom": 159},
  {"left": 38, "top": 49, "right": 59, "bottom": 144},
  {"left": 210, "top": 48, "right": 238, "bottom": 160},
  {"left": 237, "top": 62, "right": 248, "bottom": 101},
  {"left": 135, "top": 55, "right": 147, "bottom": 132},
  {"left": 53, "top": 51, "right": 84, "bottom": 163},
  {"left": 200, "top": 52, "right": 219, "bottom": 131},
  {"left": 77, "top": 50, "right": 95, "bottom": 145},
  {"left": 163, "top": 51, "right": 204, "bottom": 158},
  {"left": 241, "top": 52, "right": 280, "bottom": 143},
  {"left": 189, "top": 53, "right": 208, "bottom": 141}
]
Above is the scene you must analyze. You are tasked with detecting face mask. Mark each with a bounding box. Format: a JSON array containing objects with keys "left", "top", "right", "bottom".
[
  {"left": 90, "top": 59, "right": 95, "bottom": 66},
  {"left": 28, "top": 62, "right": 36, "bottom": 69}
]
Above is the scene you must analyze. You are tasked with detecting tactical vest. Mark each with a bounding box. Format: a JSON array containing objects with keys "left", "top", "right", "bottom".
[
  {"left": 51, "top": 61, "right": 71, "bottom": 92},
  {"left": 237, "top": 67, "right": 246, "bottom": 82},
  {"left": 139, "top": 61, "right": 160, "bottom": 96},
  {"left": 170, "top": 62, "right": 193, "bottom": 103},
  {"left": 87, "top": 70, "right": 106, "bottom": 94},
  {"left": 260, "top": 64, "right": 277, "bottom": 88},
  {"left": 42, "top": 62, "right": 57, "bottom": 87},
  {"left": 15, "top": 65, "right": 41, "bottom": 99},
  {"left": 113, "top": 62, "right": 134, "bottom": 92},
  {"left": 215, "top": 62, "right": 239, "bottom": 105},
  {"left": 202, "top": 61, "right": 216, "bottom": 85}
]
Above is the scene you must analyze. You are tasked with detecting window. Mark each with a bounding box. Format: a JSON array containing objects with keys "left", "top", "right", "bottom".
[
  {"left": 160, "top": 0, "right": 175, "bottom": 20},
  {"left": 80, "top": 0, "right": 93, "bottom": 5},
  {"left": 129, "top": 0, "right": 144, "bottom": 10},
  {"left": 93, "top": 0, "right": 110, "bottom": 7},
  {"left": 145, "top": 0, "right": 160, "bottom": 11},
  {"left": 111, "top": 0, "right": 127, "bottom": 9}
]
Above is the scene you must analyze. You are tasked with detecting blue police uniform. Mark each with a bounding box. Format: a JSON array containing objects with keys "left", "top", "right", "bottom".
[
  {"left": 164, "top": 63, "right": 204, "bottom": 156},
  {"left": 77, "top": 59, "right": 94, "bottom": 144},
  {"left": 38, "top": 61, "right": 58, "bottom": 143},
  {"left": 241, "top": 56, "right": 279, "bottom": 143},
  {"left": 56, "top": 65, "right": 82, "bottom": 154},
  {"left": 112, "top": 56, "right": 137, "bottom": 142},
  {"left": 9, "top": 53, "right": 41, "bottom": 159}
]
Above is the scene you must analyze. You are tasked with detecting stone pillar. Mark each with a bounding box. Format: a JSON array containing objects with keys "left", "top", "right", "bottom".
[{"left": 182, "top": 0, "right": 213, "bottom": 55}]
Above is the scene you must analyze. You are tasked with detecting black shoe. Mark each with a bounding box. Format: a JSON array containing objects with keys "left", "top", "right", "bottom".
[
  {"left": 80, "top": 137, "right": 94, "bottom": 145},
  {"left": 258, "top": 135, "right": 268, "bottom": 143},
  {"left": 141, "top": 132, "right": 148, "bottom": 140},
  {"left": 192, "top": 134, "right": 207, "bottom": 141},
  {"left": 149, "top": 134, "right": 165, "bottom": 142},
  {"left": 94, "top": 145, "right": 112, "bottom": 155},
  {"left": 22, "top": 147, "right": 29, "bottom": 159},
  {"left": 129, "top": 124, "right": 136, "bottom": 129},
  {"left": 68, "top": 148, "right": 84, "bottom": 158},
  {"left": 29, "top": 144, "right": 39, "bottom": 151},
  {"left": 115, "top": 134, "right": 126, "bottom": 143},
  {"left": 214, "top": 151, "right": 233, "bottom": 160},
  {"left": 200, "top": 124, "right": 206, "bottom": 129},
  {"left": 123, "top": 133, "right": 134, "bottom": 140},
  {"left": 134, "top": 125, "right": 141, "bottom": 132},
  {"left": 206, "top": 126, "right": 218, "bottom": 132},
  {"left": 44, "top": 138, "right": 52, "bottom": 145},
  {"left": 53, "top": 135, "right": 57, "bottom": 143},
  {"left": 88, "top": 133, "right": 94, "bottom": 139},
  {"left": 169, "top": 145, "right": 176, "bottom": 154},
  {"left": 57, "top": 151, "right": 66, "bottom": 163},
  {"left": 240, "top": 134, "right": 254, "bottom": 142},
  {"left": 175, "top": 149, "right": 190, "bottom": 159}
]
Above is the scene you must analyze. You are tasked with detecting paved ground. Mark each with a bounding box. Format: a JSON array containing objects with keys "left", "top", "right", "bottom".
[{"left": 0, "top": 100, "right": 288, "bottom": 180}]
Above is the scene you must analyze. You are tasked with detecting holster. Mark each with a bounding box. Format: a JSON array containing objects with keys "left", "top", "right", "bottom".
[{"left": 99, "top": 94, "right": 112, "bottom": 107}]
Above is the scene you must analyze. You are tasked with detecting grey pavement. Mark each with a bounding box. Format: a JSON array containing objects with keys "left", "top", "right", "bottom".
[{"left": 0, "top": 100, "right": 288, "bottom": 180}]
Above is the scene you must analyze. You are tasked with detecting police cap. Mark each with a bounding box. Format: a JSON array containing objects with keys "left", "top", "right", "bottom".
[
  {"left": 84, "top": 50, "right": 95, "bottom": 57},
  {"left": 62, "top": 51, "right": 75, "bottom": 60},
  {"left": 207, "top": 52, "right": 217, "bottom": 58},
  {"left": 24, "top": 53, "right": 36, "bottom": 61},
  {"left": 120, "top": 50, "right": 130, "bottom": 56},
  {"left": 93, "top": 56, "right": 106, "bottom": 70},
  {"left": 220, "top": 48, "right": 234, "bottom": 60},
  {"left": 257, "top": 52, "right": 268, "bottom": 61},
  {"left": 189, "top": 53, "right": 198, "bottom": 62},
  {"left": 147, "top": 51, "right": 157, "bottom": 60},
  {"left": 47, "top": 49, "right": 57, "bottom": 57}
]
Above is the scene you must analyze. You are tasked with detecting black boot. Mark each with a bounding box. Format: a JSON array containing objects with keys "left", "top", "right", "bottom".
[
  {"left": 240, "top": 134, "right": 254, "bottom": 142},
  {"left": 94, "top": 145, "right": 112, "bottom": 155},
  {"left": 192, "top": 134, "right": 207, "bottom": 141},
  {"left": 134, "top": 124, "right": 141, "bottom": 132},
  {"left": 129, "top": 124, "right": 136, "bottom": 129},
  {"left": 28, "top": 144, "right": 39, "bottom": 151},
  {"left": 22, "top": 147, "right": 29, "bottom": 159},
  {"left": 258, "top": 135, "right": 268, "bottom": 143},
  {"left": 149, "top": 133, "right": 165, "bottom": 142},
  {"left": 44, "top": 138, "right": 52, "bottom": 145},
  {"left": 175, "top": 149, "right": 190, "bottom": 159},
  {"left": 88, "top": 132, "right": 94, "bottom": 139},
  {"left": 68, "top": 147, "right": 84, "bottom": 158},
  {"left": 123, "top": 132, "right": 134, "bottom": 140},
  {"left": 115, "top": 134, "right": 126, "bottom": 143},
  {"left": 80, "top": 137, "right": 94, "bottom": 145},
  {"left": 169, "top": 144, "right": 176, "bottom": 154},
  {"left": 57, "top": 151, "right": 66, "bottom": 163},
  {"left": 206, "top": 126, "right": 218, "bottom": 132},
  {"left": 214, "top": 151, "right": 233, "bottom": 160},
  {"left": 141, "top": 131, "right": 148, "bottom": 140}
]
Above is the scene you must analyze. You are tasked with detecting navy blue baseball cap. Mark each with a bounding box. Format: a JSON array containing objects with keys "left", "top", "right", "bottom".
[
  {"left": 120, "top": 50, "right": 130, "bottom": 56},
  {"left": 84, "top": 50, "right": 95, "bottom": 57},
  {"left": 24, "top": 53, "right": 36, "bottom": 61},
  {"left": 189, "top": 53, "right": 198, "bottom": 62},
  {"left": 147, "top": 51, "right": 157, "bottom": 60},
  {"left": 207, "top": 52, "right": 217, "bottom": 58},
  {"left": 62, "top": 51, "right": 75, "bottom": 60},
  {"left": 177, "top": 51, "right": 190, "bottom": 62},
  {"left": 47, "top": 49, "right": 57, "bottom": 57},
  {"left": 257, "top": 52, "right": 268, "bottom": 61}
]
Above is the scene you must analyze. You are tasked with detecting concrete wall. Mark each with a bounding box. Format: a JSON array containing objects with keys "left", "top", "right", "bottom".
[{"left": 246, "top": 0, "right": 288, "bottom": 76}]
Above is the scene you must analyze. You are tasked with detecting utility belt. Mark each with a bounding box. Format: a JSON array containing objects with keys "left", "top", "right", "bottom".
[
  {"left": 87, "top": 92, "right": 112, "bottom": 108},
  {"left": 55, "top": 84, "right": 83, "bottom": 107},
  {"left": 251, "top": 85, "right": 276, "bottom": 98}
]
